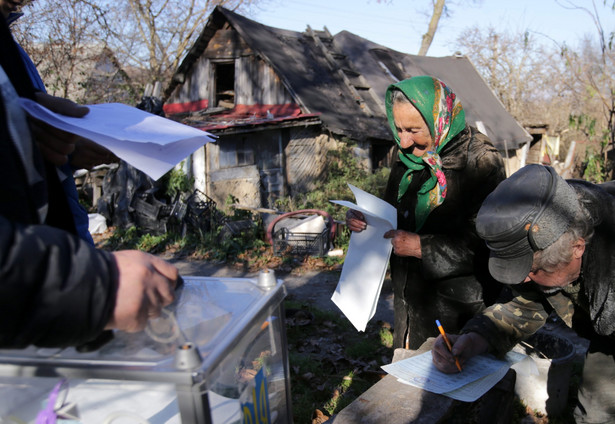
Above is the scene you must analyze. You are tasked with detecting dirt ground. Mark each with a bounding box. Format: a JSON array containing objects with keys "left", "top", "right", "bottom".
[{"left": 165, "top": 256, "right": 396, "bottom": 325}]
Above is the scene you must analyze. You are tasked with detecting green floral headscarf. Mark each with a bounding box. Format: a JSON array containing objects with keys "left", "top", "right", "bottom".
[{"left": 385, "top": 76, "right": 466, "bottom": 230}]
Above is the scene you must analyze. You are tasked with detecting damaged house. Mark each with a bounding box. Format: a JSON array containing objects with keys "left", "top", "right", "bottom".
[{"left": 163, "top": 6, "right": 531, "bottom": 210}]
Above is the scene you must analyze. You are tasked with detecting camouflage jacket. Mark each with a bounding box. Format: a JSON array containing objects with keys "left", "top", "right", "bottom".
[{"left": 462, "top": 179, "right": 615, "bottom": 356}]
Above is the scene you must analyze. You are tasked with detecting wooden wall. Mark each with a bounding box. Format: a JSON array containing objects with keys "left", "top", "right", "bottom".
[
  {"left": 167, "top": 26, "right": 294, "bottom": 107},
  {"left": 201, "top": 125, "right": 338, "bottom": 210}
]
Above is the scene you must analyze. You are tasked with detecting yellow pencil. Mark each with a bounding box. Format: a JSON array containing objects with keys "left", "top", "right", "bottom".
[{"left": 436, "top": 320, "right": 462, "bottom": 372}]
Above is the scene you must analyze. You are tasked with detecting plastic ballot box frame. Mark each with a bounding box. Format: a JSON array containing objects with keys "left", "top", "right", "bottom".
[{"left": 0, "top": 275, "right": 291, "bottom": 424}]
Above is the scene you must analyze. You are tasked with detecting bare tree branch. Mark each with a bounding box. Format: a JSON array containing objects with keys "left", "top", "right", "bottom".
[
  {"left": 418, "top": 0, "right": 445, "bottom": 56},
  {"left": 14, "top": 0, "right": 269, "bottom": 103}
]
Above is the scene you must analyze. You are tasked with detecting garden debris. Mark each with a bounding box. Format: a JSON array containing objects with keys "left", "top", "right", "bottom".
[
  {"left": 97, "top": 161, "right": 221, "bottom": 235},
  {"left": 285, "top": 308, "right": 314, "bottom": 326},
  {"left": 218, "top": 219, "right": 255, "bottom": 241}
]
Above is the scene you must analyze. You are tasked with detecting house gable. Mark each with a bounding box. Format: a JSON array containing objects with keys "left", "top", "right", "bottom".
[
  {"left": 165, "top": 6, "right": 531, "bottom": 150},
  {"left": 164, "top": 21, "right": 298, "bottom": 119},
  {"left": 161, "top": 7, "right": 534, "bottom": 210},
  {"left": 164, "top": 6, "right": 391, "bottom": 142}
]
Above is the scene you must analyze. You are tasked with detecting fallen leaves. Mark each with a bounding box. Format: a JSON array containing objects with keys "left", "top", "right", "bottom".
[
  {"left": 286, "top": 301, "right": 394, "bottom": 422},
  {"left": 312, "top": 409, "right": 330, "bottom": 424}
]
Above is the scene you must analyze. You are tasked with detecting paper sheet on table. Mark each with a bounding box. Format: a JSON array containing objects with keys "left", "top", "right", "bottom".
[
  {"left": 19, "top": 98, "right": 216, "bottom": 180},
  {"left": 442, "top": 363, "right": 510, "bottom": 402},
  {"left": 330, "top": 184, "right": 397, "bottom": 331},
  {"left": 383, "top": 350, "right": 526, "bottom": 401}
]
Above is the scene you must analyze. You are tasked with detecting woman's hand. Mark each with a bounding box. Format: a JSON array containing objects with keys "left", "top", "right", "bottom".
[
  {"left": 383, "top": 229, "right": 422, "bottom": 258},
  {"left": 346, "top": 209, "right": 367, "bottom": 232},
  {"left": 432, "top": 332, "right": 489, "bottom": 373}
]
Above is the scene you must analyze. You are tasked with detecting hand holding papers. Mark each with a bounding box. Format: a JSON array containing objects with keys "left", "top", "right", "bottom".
[
  {"left": 20, "top": 98, "right": 216, "bottom": 180},
  {"left": 330, "top": 184, "right": 397, "bottom": 331}
]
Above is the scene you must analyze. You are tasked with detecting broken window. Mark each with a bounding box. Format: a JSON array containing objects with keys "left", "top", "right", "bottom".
[
  {"left": 214, "top": 61, "right": 235, "bottom": 108},
  {"left": 219, "top": 137, "right": 254, "bottom": 168}
]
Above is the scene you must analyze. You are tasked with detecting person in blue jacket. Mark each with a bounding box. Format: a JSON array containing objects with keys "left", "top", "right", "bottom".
[
  {"left": 0, "top": 3, "right": 179, "bottom": 348},
  {"left": 5, "top": 1, "right": 118, "bottom": 245}
]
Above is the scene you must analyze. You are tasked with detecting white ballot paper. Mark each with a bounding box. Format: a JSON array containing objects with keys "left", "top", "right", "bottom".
[
  {"left": 20, "top": 98, "right": 216, "bottom": 180},
  {"left": 330, "top": 184, "right": 397, "bottom": 331},
  {"left": 382, "top": 350, "right": 527, "bottom": 402}
]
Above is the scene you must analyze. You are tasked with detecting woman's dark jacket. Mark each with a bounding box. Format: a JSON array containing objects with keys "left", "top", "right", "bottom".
[
  {"left": 384, "top": 125, "right": 506, "bottom": 349},
  {"left": 0, "top": 18, "right": 117, "bottom": 349}
]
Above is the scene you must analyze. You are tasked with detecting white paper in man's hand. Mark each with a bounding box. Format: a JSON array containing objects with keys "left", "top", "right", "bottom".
[
  {"left": 330, "top": 184, "right": 397, "bottom": 331},
  {"left": 20, "top": 98, "right": 216, "bottom": 180}
]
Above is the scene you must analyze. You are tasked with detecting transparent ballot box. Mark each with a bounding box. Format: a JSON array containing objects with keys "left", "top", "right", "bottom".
[{"left": 0, "top": 274, "right": 291, "bottom": 423}]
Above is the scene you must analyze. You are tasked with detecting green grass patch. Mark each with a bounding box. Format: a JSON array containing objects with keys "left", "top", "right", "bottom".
[{"left": 285, "top": 300, "right": 393, "bottom": 423}]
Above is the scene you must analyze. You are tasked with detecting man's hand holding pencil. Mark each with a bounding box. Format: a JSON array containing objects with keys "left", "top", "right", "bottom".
[
  {"left": 435, "top": 320, "right": 463, "bottom": 372},
  {"left": 431, "top": 327, "right": 491, "bottom": 374}
]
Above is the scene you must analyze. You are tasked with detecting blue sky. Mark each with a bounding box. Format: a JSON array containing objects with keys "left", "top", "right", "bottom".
[{"left": 252, "top": 0, "right": 615, "bottom": 56}]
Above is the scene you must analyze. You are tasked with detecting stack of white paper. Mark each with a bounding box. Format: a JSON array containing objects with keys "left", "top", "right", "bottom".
[
  {"left": 20, "top": 98, "right": 216, "bottom": 181},
  {"left": 382, "top": 350, "right": 528, "bottom": 402},
  {"left": 330, "top": 184, "right": 397, "bottom": 332}
]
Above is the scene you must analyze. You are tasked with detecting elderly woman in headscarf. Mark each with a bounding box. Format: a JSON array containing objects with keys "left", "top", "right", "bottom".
[{"left": 346, "top": 76, "right": 506, "bottom": 349}]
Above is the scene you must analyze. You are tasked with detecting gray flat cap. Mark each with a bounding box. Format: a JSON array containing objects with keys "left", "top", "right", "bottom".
[{"left": 476, "top": 164, "right": 582, "bottom": 284}]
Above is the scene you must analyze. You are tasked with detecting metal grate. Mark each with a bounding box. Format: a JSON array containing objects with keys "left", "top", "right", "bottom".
[{"left": 272, "top": 227, "right": 330, "bottom": 257}]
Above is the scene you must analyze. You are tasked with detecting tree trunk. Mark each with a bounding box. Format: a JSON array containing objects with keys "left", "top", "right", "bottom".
[{"left": 418, "top": 0, "right": 446, "bottom": 56}]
